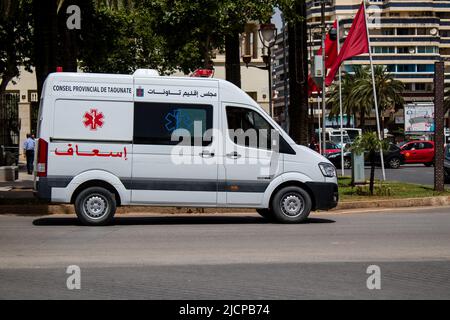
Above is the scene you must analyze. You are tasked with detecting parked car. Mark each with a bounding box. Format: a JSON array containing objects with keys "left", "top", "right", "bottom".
[
  {"left": 324, "top": 141, "right": 341, "bottom": 155},
  {"left": 399, "top": 140, "right": 435, "bottom": 166},
  {"left": 327, "top": 143, "right": 404, "bottom": 169},
  {"left": 445, "top": 145, "right": 450, "bottom": 183},
  {"left": 308, "top": 141, "right": 341, "bottom": 155}
]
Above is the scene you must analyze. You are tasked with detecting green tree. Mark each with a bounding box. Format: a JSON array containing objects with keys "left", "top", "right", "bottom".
[
  {"left": 327, "top": 65, "right": 368, "bottom": 128},
  {"left": 351, "top": 131, "right": 389, "bottom": 195},
  {"left": 145, "top": 0, "right": 274, "bottom": 82},
  {"left": 350, "top": 65, "right": 404, "bottom": 132},
  {"left": 444, "top": 87, "right": 450, "bottom": 116},
  {"left": 327, "top": 72, "right": 357, "bottom": 127},
  {"left": 221, "top": 0, "right": 274, "bottom": 87},
  {"left": 0, "top": 0, "right": 33, "bottom": 94}
]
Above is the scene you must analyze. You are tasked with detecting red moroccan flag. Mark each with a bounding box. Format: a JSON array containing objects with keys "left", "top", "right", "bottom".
[
  {"left": 308, "top": 20, "right": 338, "bottom": 95},
  {"left": 325, "top": 3, "right": 369, "bottom": 86}
]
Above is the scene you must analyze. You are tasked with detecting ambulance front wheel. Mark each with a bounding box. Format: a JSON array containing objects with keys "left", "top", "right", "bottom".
[
  {"left": 271, "top": 186, "right": 312, "bottom": 223},
  {"left": 75, "top": 187, "right": 116, "bottom": 226}
]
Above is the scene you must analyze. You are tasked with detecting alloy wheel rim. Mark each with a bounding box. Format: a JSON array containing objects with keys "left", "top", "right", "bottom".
[{"left": 391, "top": 158, "right": 400, "bottom": 168}]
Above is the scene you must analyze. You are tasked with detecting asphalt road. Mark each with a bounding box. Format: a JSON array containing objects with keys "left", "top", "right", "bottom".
[
  {"left": 1, "top": 207, "right": 450, "bottom": 299},
  {"left": 342, "top": 164, "right": 450, "bottom": 186}
]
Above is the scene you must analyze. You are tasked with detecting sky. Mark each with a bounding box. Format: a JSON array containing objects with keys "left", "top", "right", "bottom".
[{"left": 272, "top": 7, "right": 283, "bottom": 30}]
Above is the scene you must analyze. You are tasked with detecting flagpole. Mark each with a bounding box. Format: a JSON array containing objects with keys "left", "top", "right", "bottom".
[
  {"left": 321, "top": 0, "right": 327, "bottom": 156},
  {"left": 337, "top": 16, "right": 345, "bottom": 176},
  {"left": 318, "top": 95, "right": 322, "bottom": 154},
  {"left": 362, "top": 0, "right": 386, "bottom": 181}
]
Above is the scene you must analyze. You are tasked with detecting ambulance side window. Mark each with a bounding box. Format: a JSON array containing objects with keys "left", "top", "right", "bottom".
[{"left": 133, "top": 102, "right": 213, "bottom": 146}]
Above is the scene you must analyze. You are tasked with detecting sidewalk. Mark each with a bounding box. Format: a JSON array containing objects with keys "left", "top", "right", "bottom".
[{"left": 0, "top": 165, "right": 34, "bottom": 202}]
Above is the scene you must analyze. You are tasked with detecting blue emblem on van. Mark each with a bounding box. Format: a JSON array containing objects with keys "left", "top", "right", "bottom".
[{"left": 164, "top": 109, "right": 191, "bottom": 132}]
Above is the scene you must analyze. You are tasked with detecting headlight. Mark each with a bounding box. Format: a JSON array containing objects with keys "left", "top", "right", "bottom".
[
  {"left": 319, "top": 162, "right": 336, "bottom": 177},
  {"left": 327, "top": 153, "right": 339, "bottom": 159}
]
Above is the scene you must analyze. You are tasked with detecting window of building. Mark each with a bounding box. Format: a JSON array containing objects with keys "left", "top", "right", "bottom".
[
  {"left": 397, "top": 47, "right": 413, "bottom": 54},
  {"left": 386, "top": 65, "right": 396, "bottom": 72},
  {"left": 440, "top": 30, "right": 450, "bottom": 37},
  {"left": 417, "top": 28, "right": 428, "bottom": 35},
  {"left": 381, "top": 28, "right": 395, "bottom": 35},
  {"left": 415, "top": 83, "right": 426, "bottom": 91},
  {"left": 397, "top": 64, "right": 415, "bottom": 72},
  {"left": 133, "top": 102, "right": 213, "bottom": 146},
  {"left": 417, "top": 64, "right": 434, "bottom": 72},
  {"left": 417, "top": 46, "right": 437, "bottom": 54},
  {"left": 372, "top": 46, "right": 395, "bottom": 54},
  {"left": 404, "top": 83, "right": 413, "bottom": 91},
  {"left": 246, "top": 91, "right": 258, "bottom": 101},
  {"left": 397, "top": 28, "right": 415, "bottom": 36}
]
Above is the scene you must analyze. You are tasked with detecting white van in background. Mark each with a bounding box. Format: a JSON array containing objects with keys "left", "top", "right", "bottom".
[{"left": 34, "top": 69, "right": 338, "bottom": 225}]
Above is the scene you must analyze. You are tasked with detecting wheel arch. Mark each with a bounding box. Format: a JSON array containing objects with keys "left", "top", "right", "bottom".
[
  {"left": 70, "top": 180, "right": 122, "bottom": 206},
  {"left": 266, "top": 180, "right": 317, "bottom": 211}
]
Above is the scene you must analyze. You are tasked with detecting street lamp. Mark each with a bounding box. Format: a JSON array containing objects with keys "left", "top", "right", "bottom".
[
  {"left": 259, "top": 23, "right": 277, "bottom": 118},
  {"left": 242, "top": 23, "right": 277, "bottom": 117}
]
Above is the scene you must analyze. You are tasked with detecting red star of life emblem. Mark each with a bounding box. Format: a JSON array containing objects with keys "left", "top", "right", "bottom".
[{"left": 83, "top": 109, "right": 104, "bottom": 130}]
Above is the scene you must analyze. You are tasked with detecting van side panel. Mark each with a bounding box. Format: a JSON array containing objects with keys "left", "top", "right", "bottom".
[{"left": 38, "top": 73, "right": 134, "bottom": 203}]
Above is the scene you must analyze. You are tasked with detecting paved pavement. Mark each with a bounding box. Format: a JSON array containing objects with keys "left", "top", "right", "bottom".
[{"left": 1, "top": 207, "right": 450, "bottom": 299}]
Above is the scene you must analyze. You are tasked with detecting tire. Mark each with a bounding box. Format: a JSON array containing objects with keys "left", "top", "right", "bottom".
[
  {"left": 75, "top": 187, "right": 116, "bottom": 226},
  {"left": 344, "top": 158, "right": 352, "bottom": 169},
  {"left": 256, "top": 208, "right": 275, "bottom": 221},
  {"left": 388, "top": 157, "right": 401, "bottom": 169},
  {"left": 425, "top": 159, "right": 434, "bottom": 167},
  {"left": 271, "top": 186, "right": 312, "bottom": 223}
]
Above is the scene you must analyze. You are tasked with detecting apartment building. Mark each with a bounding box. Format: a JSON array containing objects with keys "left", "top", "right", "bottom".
[{"left": 273, "top": 0, "right": 450, "bottom": 132}]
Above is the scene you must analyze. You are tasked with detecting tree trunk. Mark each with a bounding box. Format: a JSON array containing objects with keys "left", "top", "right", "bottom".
[
  {"left": 287, "top": 1, "right": 308, "bottom": 145},
  {"left": 57, "top": 2, "right": 78, "bottom": 72},
  {"left": 0, "top": 74, "right": 13, "bottom": 95},
  {"left": 369, "top": 151, "right": 375, "bottom": 195},
  {"left": 33, "top": 0, "right": 58, "bottom": 98},
  {"left": 225, "top": 31, "right": 241, "bottom": 88},
  {"left": 359, "top": 110, "right": 366, "bottom": 131}
]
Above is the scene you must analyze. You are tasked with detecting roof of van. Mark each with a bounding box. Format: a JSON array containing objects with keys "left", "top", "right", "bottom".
[
  {"left": 44, "top": 70, "right": 257, "bottom": 106},
  {"left": 47, "top": 70, "right": 222, "bottom": 82}
]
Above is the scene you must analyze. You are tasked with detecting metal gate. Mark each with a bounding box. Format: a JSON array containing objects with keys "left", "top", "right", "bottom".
[{"left": 0, "top": 93, "right": 20, "bottom": 165}]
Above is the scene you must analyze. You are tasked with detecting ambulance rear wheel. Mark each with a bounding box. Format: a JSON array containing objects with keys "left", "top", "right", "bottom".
[
  {"left": 271, "top": 186, "right": 312, "bottom": 223},
  {"left": 75, "top": 187, "right": 116, "bottom": 226}
]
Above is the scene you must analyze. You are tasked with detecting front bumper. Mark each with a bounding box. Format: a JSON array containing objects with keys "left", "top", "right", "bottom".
[{"left": 305, "top": 181, "right": 339, "bottom": 211}]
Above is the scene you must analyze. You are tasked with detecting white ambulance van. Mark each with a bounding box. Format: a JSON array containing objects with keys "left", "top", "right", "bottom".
[{"left": 34, "top": 69, "right": 338, "bottom": 225}]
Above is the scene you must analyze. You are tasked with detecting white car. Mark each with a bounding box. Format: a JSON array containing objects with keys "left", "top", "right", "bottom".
[{"left": 34, "top": 69, "right": 338, "bottom": 225}]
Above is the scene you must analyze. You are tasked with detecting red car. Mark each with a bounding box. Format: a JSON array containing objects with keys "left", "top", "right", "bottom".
[
  {"left": 309, "top": 141, "right": 341, "bottom": 155},
  {"left": 399, "top": 140, "right": 435, "bottom": 166},
  {"left": 324, "top": 142, "right": 341, "bottom": 155}
]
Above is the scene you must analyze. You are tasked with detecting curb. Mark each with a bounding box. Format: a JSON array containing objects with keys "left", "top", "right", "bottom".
[
  {"left": 335, "top": 195, "right": 450, "bottom": 210},
  {"left": 1, "top": 196, "right": 450, "bottom": 215}
]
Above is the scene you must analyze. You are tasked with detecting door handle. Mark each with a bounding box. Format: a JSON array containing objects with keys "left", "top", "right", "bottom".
[
  {"left": 199, "top": 150, "right": 215, "bottom": 158},
  {"left": 226, "top": 152, "right": 241, "bottom": 159}
]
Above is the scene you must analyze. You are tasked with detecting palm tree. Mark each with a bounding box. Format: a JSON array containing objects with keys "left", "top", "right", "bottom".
[
  {"left": 350, "top": 65, "right": 404, "bottom": 133},
  {"left": 444, "top": 87, "right": 450, "bottom": 116},
  {"left": 327, "top": 65, "right": 368, "bottom": 128}
]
